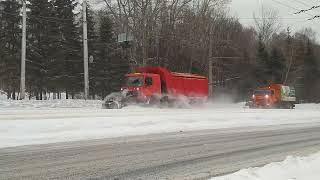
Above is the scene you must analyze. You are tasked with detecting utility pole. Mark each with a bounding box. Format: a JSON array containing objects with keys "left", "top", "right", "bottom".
[
  {"left": 284, "top": 45, "right": 293, "bottom": 85},
  {"left": 283, "top": 28, "right": 292, "bottom": 85},
  {"left": 20, "top": 0, "right": 26, "bottom": 100},
  {"left": 208, "top": 26, "right": 213, "bottom": 98},
  {"left": 83, "top": 0, "right": 89, "bottom": 99}
]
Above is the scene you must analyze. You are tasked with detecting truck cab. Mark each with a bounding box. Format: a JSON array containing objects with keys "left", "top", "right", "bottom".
[
  {"left": 122, "top": 73, "right": 161, "bottom": 103},
  {"left": 252, "top": 89, "right": 276, "bottom": 107}
]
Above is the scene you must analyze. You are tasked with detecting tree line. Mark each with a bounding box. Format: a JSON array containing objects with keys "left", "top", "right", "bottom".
[
  {"left": 0, "top": 0, "right": 319, "bottom": 102},
  {"left": 0, "top": 0, "right": 129, "bottom": 100}
]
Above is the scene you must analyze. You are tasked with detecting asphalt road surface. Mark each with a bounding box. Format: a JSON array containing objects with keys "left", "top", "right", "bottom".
[{"left": 1, "top": 123, "right": 320, "bottom": 180}]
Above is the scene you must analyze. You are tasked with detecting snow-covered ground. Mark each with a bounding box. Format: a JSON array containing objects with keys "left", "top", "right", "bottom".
[
  {"left": 0, "top": 98, "right": 102, "bottom": 109},
  {"left": 212, "top": 151, "right": 320, "bottom": 180},
  {"left": 0, "top": 99, "right": 320, "bottom": 148}
]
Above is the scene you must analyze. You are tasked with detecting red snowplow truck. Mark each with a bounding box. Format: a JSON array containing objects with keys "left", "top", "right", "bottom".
[
  {"left": 103, "top": 67, "right": 208, "bottom": 109},
  {"left": 249, "top": 84, "right": 296, "bottom": 109}
]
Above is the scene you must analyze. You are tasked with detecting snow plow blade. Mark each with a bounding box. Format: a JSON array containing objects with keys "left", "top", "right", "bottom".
[
  {"left": 102, "top": 92, "right": 125, "bottom": 109},
  {"left": 102, "top": 100, "right": 122, "bottom": 109}
]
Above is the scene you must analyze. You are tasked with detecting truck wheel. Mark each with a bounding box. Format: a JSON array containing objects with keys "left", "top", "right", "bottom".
[
  {"left": 290, "top": 103, "right": 295, "bottom": 109},
  {"left": 275, "top": 103, "right": 281, "bottom": 109},
  {"left": 149, "top": 95, "right": 160, "bottom": 106},
  {"left": 284, "top": 103, "right": 293, "bottom": 109},
  {"left": 160, "top": 96, "right": 169, "bottom": 108},
  {"left": 105, "top": 101, "right": 122, "bottom": 109}
]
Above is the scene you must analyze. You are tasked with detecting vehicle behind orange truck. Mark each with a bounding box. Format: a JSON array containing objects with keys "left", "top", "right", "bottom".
[{"left": 250, "top": 84, "right": 296, "bottom": 109}]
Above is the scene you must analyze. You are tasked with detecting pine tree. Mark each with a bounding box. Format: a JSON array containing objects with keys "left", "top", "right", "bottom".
[
  {"left": 268, "top": 47, "right": 285, "bottom": 83},
  {"left": 256, "top": 35, "right": 270, "bottom": 84},
  {"left": 0, "top": 0, "right": 21, "bottom": 99},
  {"left": 0, "top": 1, "right": 6, "bottom": 96},
  {"left": 94, "top": 12, "right": 129, "bottom": 99},
  {"left": 303, "top": 40, "right": 319, "bottom": 102},
  {"left": 94, "top": 12, "right": 114, "bottom": 99},
  {"left": 53, "top": 0, "right": 81, "bottom": 99},
  {"left": 27, "top": 0, "right": 58, "bottom": 99}
]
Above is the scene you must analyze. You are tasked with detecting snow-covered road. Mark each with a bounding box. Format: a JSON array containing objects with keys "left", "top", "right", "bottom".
[
  {"left": 0, "top": 100, "right": 320, "bottom": 148},
  {"left": 1, "top": 123, "right": 320, "bottom": 179}
]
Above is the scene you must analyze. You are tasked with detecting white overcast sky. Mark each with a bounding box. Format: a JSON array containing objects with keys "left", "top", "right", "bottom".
[
  {"left": 90, "top": 0, "right": 320, "bottom": 41},
  {"left": 229, "top": 0, "right": 320, "bottom": 41}
]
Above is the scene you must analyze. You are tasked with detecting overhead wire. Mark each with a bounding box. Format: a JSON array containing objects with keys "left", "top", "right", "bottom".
[
  {"left": 274, "top": 0, "right": 320, "bottom": 21},
  {"left": 289, "top": 0, "right": 320, "bottom": 20},
  {"left": 237, "top": 17, "right": 308, "bottom": 20},
  {"left": 269, "top": 0, "right": 319, "bottom": 22},
  {"left": 247, "top": 0, "right": 312, "bottom": 27},
  {"left": 270, "top": 0, "right": 313, "bottom": 16},
  {"left": 1, "top": 11, "right": 77, "bottom": 25},
  {"left": 308, "top": 15, "right": 320, "bottom": 20},
  {"left": 295, "top": 5, "right": 320, "bottom": 15},
  {"left": 291, "top": 0, "right": 312, "bottom": 7}
]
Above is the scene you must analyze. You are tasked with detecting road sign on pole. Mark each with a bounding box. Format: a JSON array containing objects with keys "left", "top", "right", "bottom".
[{"left": 117, "top": 33, "right": 133, "bottom": 43}]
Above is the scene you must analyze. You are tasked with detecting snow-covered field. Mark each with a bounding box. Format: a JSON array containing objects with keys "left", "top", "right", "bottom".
[
  {"left": 0, "top": 99, "right": 320, "bottom": 148},
  {"left": 212, "top": 151, "right": 320, "bottom": 180}
]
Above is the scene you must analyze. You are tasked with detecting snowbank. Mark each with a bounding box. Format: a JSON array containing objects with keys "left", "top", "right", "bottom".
[
  {"left": 0, "top": 100, "right": 320, "bottom": 148},
  {"left": 0, "top": 91, "right": 7, "bottom": 101},
  {"left": 0, "top": 99, "right": 102, "bottom": 109},
  {"left": 212, "top": 151, "right": 320, "bottom": 180}
]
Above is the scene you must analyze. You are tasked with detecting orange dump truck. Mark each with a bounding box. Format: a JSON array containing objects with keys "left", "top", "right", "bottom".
[
  {"left": 103, "top": 67, "right": 208, "bottom": 109},
  {"left": 250, "top": 84, "right": 296, "bottom": 109}
]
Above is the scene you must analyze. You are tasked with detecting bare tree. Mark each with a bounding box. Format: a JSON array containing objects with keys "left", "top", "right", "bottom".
[
  {"left": 103, "top": 0, "right": 172, "bottom": 66},
  {"left": 254, "top": 7, "right": 281, "bottom": 44},
  {"left": 102, "top": 0, "right": 231, "bottom": 67}
]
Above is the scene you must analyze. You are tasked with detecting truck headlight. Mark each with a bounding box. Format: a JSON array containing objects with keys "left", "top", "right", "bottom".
[{"left": 265, "top": 95, "right": 269, "bottom": 99}]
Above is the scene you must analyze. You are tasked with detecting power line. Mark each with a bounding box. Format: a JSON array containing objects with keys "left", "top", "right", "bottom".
[
  {"left": 1, "top": 11, "right": 75, "bottom": 25},
  {"left": 270, "top": 0, "right": 319, "bottom": 22},
  {"left": 270, "top": 0, "right": 313, "bottom": 16},
  {"left": 238, "top": 17, "right": 308, "bottom": 20},
  {"left": 30, "top": 14, "right": 74, "bottom": 22},
  {"left": 1, "top": 11, "right": 74, "bottom": 22},
  {"left": 251, "top": 0, "right": 315, "bottom": 26},
  {"left": 286, "top": 19, "right": 311, "bottom": 27},
  {"left": 290, "top": 0, "right": 312, "bottom": 7},
  {"left": 308, "top": 15, "right": 320, "bottom": 20},
  {"left": 260, "top": 0, "right": 315, "bottom": 21},
  {"left": 294, "top": 5, "right": 320, "bottom": 15}
]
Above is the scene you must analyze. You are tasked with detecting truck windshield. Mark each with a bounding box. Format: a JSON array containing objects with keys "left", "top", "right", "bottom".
[
  {"left": 254, "top": 90, "right": 271, "bottom": 95},
  {"left": 126, "top": 76, "right": 144, "bottom": 87}
]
